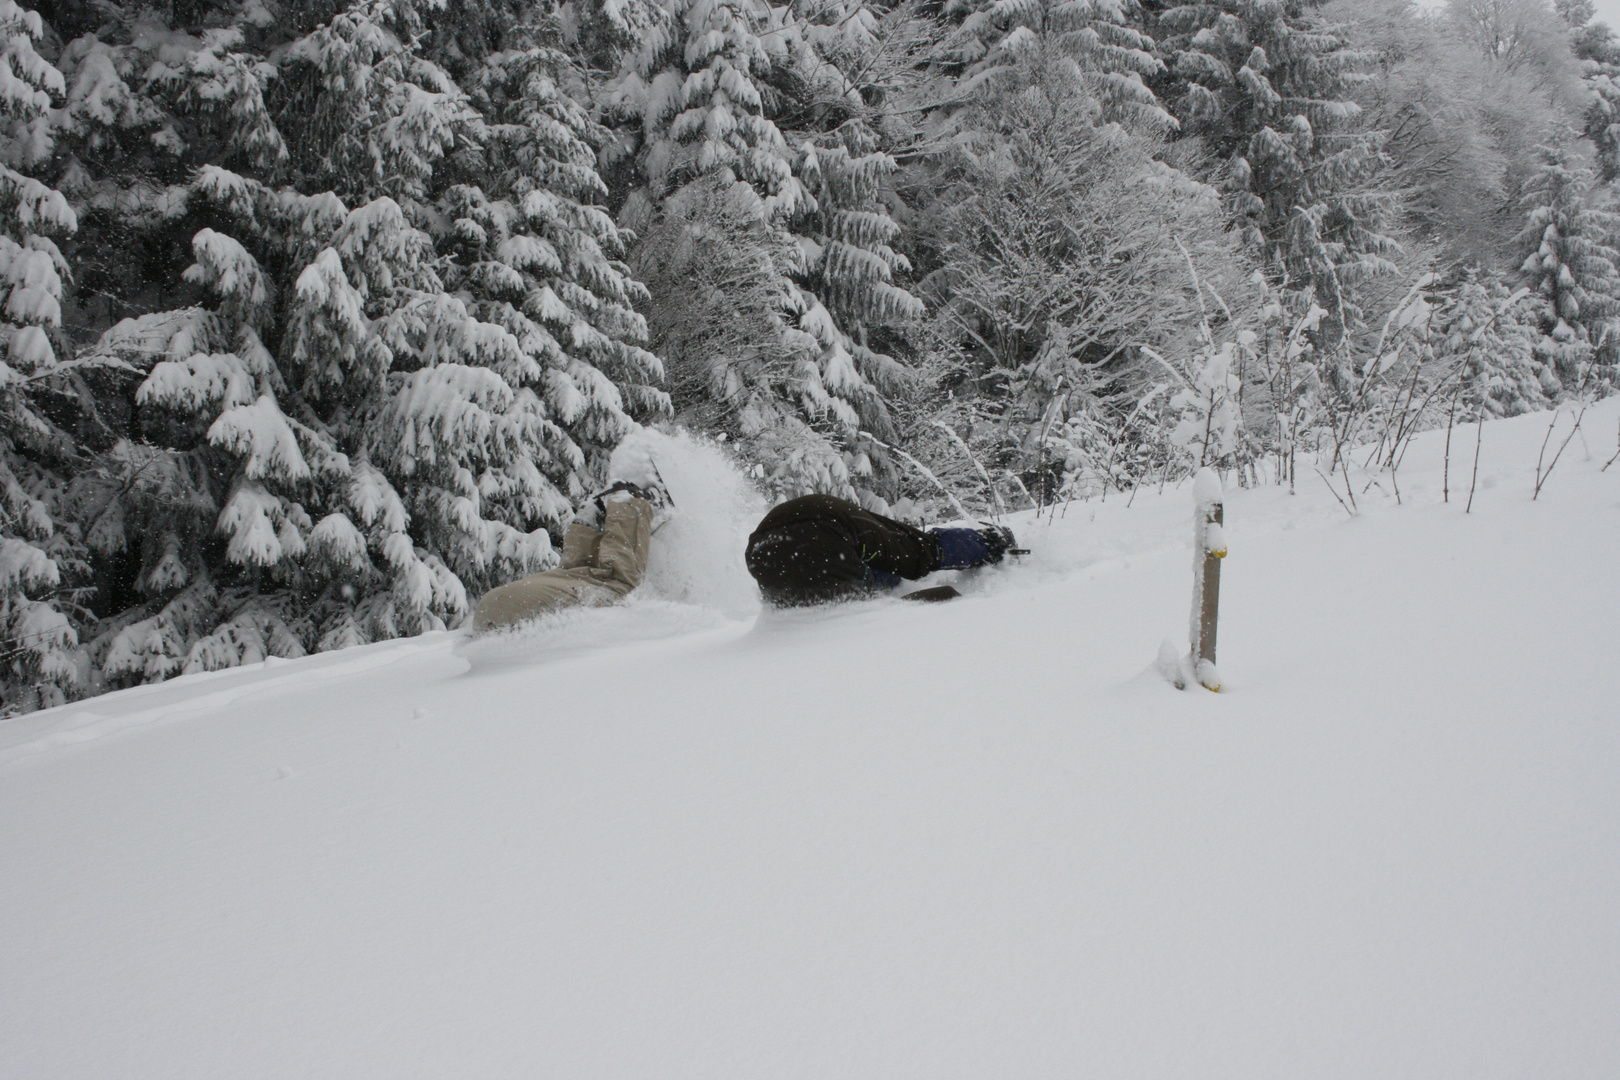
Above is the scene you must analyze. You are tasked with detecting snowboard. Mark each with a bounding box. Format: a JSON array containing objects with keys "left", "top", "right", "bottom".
[{"left": 900, "top": 585, "right": 962, "bottom": 603}]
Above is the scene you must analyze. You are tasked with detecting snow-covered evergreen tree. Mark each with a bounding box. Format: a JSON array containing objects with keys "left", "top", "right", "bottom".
[
  {"left": 1583, "top": 63, "right": 1620, "bottom": 183},
  {"left": 1431, "top": 269, "right": 1548, "bottom": 419},
  {"left": 76, "top": 0, "right": 665, "bottom": 686},
  {"left": 604, "top": 0, "right": 922, "bottom": 504},
  {"left": 950, "top": 0, "right": 1171, "bottom": 129},
  {"left": 1567, "top": 6, "right": 1620, "bottom": 182},
  {"left": 0, "top": 1, "right": 85, "bottom": 711},
  {"left": 442, "top": 41, "right": 668, "bottom": 519},
  {"left": 1155, "top": 0, "right": 1398, "bottom": 348},
  {"left": 72, "top": 2, "right": 481, "bottom": 680},
  {"left": 1516, "top": 145, "right": 1620, "bottom": 392}
]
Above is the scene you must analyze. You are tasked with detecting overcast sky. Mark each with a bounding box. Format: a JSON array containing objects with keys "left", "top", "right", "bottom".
[{"left": 1415, "top": 0, "right": 1620, "bottom": 40}]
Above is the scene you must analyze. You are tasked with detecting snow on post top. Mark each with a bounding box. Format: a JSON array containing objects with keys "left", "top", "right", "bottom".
[{"left": 1193, "top": 467, "right": 1223, "bottom": 508}]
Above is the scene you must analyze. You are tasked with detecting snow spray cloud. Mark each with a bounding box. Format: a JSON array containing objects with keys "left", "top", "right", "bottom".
[
  {"left": 610, "top": 426, "right": 765, "bottom": 618},
  {"left": 455, "top": 427, "right": 763, "bottom": 670}
]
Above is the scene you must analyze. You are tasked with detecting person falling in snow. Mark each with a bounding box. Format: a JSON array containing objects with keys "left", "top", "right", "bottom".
[
  {"left": 745, "top": 494, "right": 1021, "bottom": 606},
  {"left": 471, "top": 479, "right": 668, "bottom": 633}
]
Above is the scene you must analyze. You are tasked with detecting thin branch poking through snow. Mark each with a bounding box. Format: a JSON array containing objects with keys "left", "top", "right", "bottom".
[
  {"left": 1442, "top": 379, "right": 1464, "bottom": 503},
  {"left": 1533, "top": 405, "right": 1588, "bottom": 501},
  {"left": 1466, "top": 419, "right": 1483, "bottom": 514},
  {"left": 1315, "top": 467, "right": 1354, "bottom": 517}
]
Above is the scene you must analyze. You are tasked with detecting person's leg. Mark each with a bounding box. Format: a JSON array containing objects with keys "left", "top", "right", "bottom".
[
  {"left": 470, "top": 495, "right": 655, "bottom": 632},
  {"left": 930, "top": 527, "right": 990, "bottom": 569},
  {"left": 591, "top": 495, "right": 654, "bottom": 592},
  {"left": 559, "top": 522, "right": 602, "bottom": 569},
  {"left": 471, "top": 568, "right": 618, "bottom": 631}
]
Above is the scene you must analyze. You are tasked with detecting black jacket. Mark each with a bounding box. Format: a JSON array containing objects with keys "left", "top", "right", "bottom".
[{"left": 745, "top": 494, "right": 942, "bottom": 606}]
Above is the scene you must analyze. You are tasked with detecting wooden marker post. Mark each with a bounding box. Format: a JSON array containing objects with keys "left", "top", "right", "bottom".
[{"left": 1190, "top": 468, "right": 1226, "bottom": 691}]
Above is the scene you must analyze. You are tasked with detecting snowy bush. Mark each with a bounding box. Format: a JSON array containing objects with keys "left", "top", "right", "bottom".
[{"left": 914, "top": 48, "right": 1248, "bottom": 509}]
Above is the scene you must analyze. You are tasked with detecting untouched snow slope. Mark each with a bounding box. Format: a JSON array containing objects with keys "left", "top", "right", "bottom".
[{"left": 3, "top": 407, "right": 1619, "bottom": 1079}]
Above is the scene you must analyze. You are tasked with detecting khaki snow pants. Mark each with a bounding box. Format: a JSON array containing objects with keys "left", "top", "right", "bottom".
[{"left": 471, "top": 497, "right": 654, "bottom": 632}]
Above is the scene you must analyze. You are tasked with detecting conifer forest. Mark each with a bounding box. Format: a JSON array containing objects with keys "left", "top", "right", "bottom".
[{"left": 1, "top": 0, "right": 1615, "bottom": 711}]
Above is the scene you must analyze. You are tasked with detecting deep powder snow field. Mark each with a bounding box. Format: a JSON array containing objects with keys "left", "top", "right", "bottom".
[{"left": 3, "top": 406, "right": 1618, "bottom": 1079}]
